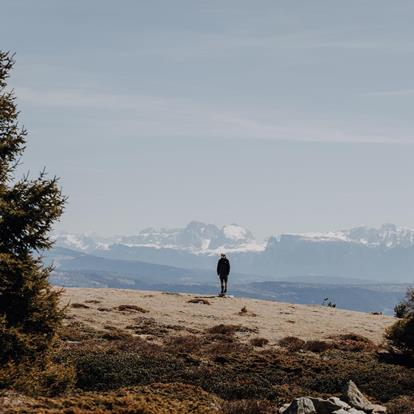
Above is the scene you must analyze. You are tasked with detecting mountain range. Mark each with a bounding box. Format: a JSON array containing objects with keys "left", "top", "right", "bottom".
[{"left": 52, "top": 222, "right": 414, "bottom": 283}]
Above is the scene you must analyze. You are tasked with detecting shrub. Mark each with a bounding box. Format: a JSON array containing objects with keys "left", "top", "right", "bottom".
[
  {"left": 116, "top": 304, "right": 148, "bottom": 313},
  {"left": 331, "top": 334, "right": 377, "bottom": 353},
  {"left": 250, "top": 337, "right": 269, "bottom": 347},
  {"left": 303, "top": 340, "right": 332, "bottom": 353},
  {"left": 70, "top": 303, "right": 90, "bottom": 309},
  {"left": 188, "top": 298, "right": 211, "bottom": 305},
  {"left": 59, "top": 321, "right": 102, "bottom": 342},
  {"left": 394, "top": 287, "right": 414, "bottom": 318},
  {"left": 395, "top": 302, "right": 409, "bottom": 319},
  {"left": 208, "top": 324, "right": 244, "bottom": 335},
  {"left": 207, "top": 324, "right": 257, "bottom": 335},
  {"left": 386, "top": 315, "right": 414, "bottom": 355},
  {"left": 278, "top": 336, "right": 305, "bottom": 352},
  {"left": 165, "top": 335, "right": 207, "bottom": 353},
  {"left": 0, "top": 361, "right": 75, "bottom": 396},
  {"left": 386, "top": 396, "right": 414, "bottom": 414},
  {"left": 221, "top": 399, "right": 277, "bottom": 414}
]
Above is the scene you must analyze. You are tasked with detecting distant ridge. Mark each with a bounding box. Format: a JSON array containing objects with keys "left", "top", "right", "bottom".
[
  {"left": 55, "top": 222, "right": 414, "bottom": 254},
  {"left": 50, "top": 223, "right": 414, "bottom": 284}
]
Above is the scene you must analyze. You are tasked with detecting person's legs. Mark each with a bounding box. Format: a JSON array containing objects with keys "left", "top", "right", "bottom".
[
  {"left": 219, "top": 276, "right": 225, "bottom": 294},
  {"left": 223, "top": 275, "right": 228, "bottom": 294}
]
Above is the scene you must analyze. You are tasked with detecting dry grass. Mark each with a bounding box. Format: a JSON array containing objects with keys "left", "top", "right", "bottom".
[
  {"left": 238, "top": 306, "right": 257, "bottom": 317},
  {"left": 70, "top": 303, "right": 90, "bottom": 309},
  {"left": 188, "top": 298, "right": 211, "bottom": 305},
  {"left": 116, "top": 304, "right": 149, "bottom": 313},
  {"left": 207, "top": 324, "right": 258, "bottom": 336},
  {"left": 97, "top": 307, "right": 112, "bottom": 312},
  {"left": 125, "top": 316, "right": 184, "bottom": 337},
  {"left": 221, "top": 399, "right": 278, "bottom": 413}
]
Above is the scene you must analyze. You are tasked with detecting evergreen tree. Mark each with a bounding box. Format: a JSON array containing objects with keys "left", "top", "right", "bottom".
[{"left": 0, "top": 51, "right": 66, "bottom": 364}]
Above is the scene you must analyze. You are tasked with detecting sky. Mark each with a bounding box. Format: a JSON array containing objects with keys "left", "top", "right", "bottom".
[{"left": 1, "top": 1, "right": 414, "bottom": 239}]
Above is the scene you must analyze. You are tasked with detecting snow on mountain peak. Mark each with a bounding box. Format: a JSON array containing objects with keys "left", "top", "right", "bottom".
[
  {"left": 54, "top": 222, "right": 265, "bottom": 255},
  {"left": 344, "top": 223, "right": 414, "bottom": 248},
  {"left": 53, "top": 223, "right": 414, "bottom": 256},
  {"left": 281, "top": 224, "right": 414, "bottom": 248},
  {"left": 222, "top": 224, "right": 253, "bottom": 241}
]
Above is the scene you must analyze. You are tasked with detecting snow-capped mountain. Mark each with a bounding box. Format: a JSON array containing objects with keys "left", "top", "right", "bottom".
[
  {"left": 54, "top": 221, "right": 266, "bottom": 255},
  {"left": 51, "top": 223, "right": 414, "bottom": 283},
  {"left": 52, "top": 232, "right": 118, "bottom": 252},
  {"left": 284, "top": 223, "right": 414, "bottom": 248},
  {"left": 54, "top": 223, "right": 414, "bottom": 254}
]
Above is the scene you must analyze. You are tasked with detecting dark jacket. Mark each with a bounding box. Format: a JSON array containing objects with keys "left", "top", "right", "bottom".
[{"left": 217, "top": 257, "right": 230, "bottom": 277}]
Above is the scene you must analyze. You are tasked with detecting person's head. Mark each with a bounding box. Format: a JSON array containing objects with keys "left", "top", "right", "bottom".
[{"left": 220, "top": 253, "right": 226, "bottom": 258}]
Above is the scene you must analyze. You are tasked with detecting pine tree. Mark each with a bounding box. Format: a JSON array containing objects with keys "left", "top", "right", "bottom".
[{"left": 0, "top": 51, "right": 66, "bottom": 364}]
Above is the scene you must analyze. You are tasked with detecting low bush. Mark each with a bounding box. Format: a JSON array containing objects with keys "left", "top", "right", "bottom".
[
  {"left": 303, "top": 340, "right": 333, "bottom": 353},
  {"left": 278, "top": 336, "right": 305, "bottom": 352},
  {"left": 207, "top": 324, "right": 257, "bottom": 335},
  {"left": 59, "top": 321, "right": 103, "bottom": 342},
  {"left": 116, "top": 304, "right": 148, "bottom": 313},
  {"left": 386, "top": 395, "right": 414, "bottom": 414},
  {"left": 331, "top": 333, "right": 377, "bottom": 353},
  {"left": 386, "top": 315, "right": 414, "bottom": 356},
  {"left": 394, "top": 287, "right": 414, "bottom": 318},
  {"left": 250, "top": 337, "right": 269, "bottom": 347},
  {"left": 188, "top": 298, "right": 211, "bottom": 305},
  {"left": 221, "top": 399, "right": 278, "bottom": 413},
  {"left": 0, "top": 361, "right": 75, "bottom": 396},
  {"left": 70, "top": 303, "right": 90, "bottom": 309}
]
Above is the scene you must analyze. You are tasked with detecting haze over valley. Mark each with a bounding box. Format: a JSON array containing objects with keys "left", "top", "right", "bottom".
[{"left": 48, "top": 222, "right": 413, "bottom": 314}]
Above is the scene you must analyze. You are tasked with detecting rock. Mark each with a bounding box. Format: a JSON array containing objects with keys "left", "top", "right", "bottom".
[
  {"left": 341, "top": 380, "right": 374, "bottom": 412},
  {"left": 347, "top": 409, "right": 367, "bottom": 414},
  {"left": 371, "top": 405, "right": 387, "bottom": 414},
  {"left": 332, "top": 410, "right": 352, "bottom": 414},
  {"left": 328, "top": 397, "right": 351, "bottom": 410},
  {"left": 279, "top": 403, "right": 290, "bottom": 413},
  {"left": 279, "top": 397, "right": 317, "bottom": 414},
  {"left": 309, "top": 397, "right": 345, "bottom": 414},
  {"left": 342, "top": 380, "right": 387, "bottom": 413}
]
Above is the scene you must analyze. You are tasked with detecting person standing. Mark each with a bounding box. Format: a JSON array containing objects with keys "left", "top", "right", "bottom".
[{"left": 217, "top": 253, "right": 230, "bottom": 296}]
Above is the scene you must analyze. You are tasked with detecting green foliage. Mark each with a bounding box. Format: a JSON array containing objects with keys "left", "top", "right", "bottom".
[
  {"left": 0, "top": 51, "right": 66, "bottom": 366},
  {"left": 394, "top": 287, "right": 414, "bottom": 318},
  {"left": 386, "top": 315, "right": 414, "bottom": 355},
  {"left": 387, "top": 287, "right": 414, "bottom": 356}
]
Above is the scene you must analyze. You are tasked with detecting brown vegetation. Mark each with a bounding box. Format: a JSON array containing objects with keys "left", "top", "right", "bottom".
[
  {"left": 116, "top": 304, "right": 149, "bottom": 313},
  {"left": 1, "top": 312, "right": 414, "bottom": 412},
  {"left": 70, "top": 303, "right": 90, "bottom": 309},
  {"left": 188, "top": 298, "right": 211, "bottom": 305}
]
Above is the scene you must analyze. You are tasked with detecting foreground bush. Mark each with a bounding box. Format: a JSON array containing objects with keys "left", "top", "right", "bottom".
[
  {"left": 394, "top": 287, "right": 414, "bottom": 318},
  {"left": 386, "top": 315, "right": 414, "bottom": 356},
  {"left": 221, "top": 399, "right": 277, "bottom": 413},
  {"left": 54, "top": 332, "right": 414, "bottom": 404}
]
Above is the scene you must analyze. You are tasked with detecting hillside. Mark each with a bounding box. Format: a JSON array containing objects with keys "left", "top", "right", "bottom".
[
  {"left": 62, "top": 288, "right": 393, "bottom": 345},
  {"left": 2, "top": 287, "right": 414, "bottom": 413}
]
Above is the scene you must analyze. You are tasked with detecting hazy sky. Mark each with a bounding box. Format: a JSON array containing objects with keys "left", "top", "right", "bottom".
[{"left": 2, "top": 1, "right": 414, "bottom": 239}]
